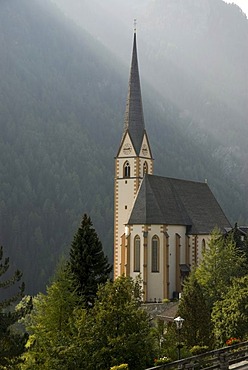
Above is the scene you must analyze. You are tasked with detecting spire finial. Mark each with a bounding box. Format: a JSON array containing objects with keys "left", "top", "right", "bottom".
[{"left": 134, "top": 19, "right": 137, "bottom": 33}]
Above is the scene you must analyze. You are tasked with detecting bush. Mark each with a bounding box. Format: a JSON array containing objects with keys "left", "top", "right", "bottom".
[
  {"left": 154, "top": 356, "right": 171, "bottom": 366},
  {"left": 110, "top": 364, "right": 129, "bottom": 370},
  {"left": 226, "top": 338, "right": 241, "bottom": 346},
  {"left": 162, "top": 298, "right": 170, "bottom": 304},
  {"left": 190, "top": 345, "right": 209, "bottom": 356}
]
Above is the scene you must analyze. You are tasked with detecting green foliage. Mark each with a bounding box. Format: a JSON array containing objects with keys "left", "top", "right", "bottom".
[
  {"left": 67, "top": 214, "right": 112, "bottom": 307},
  {"left": 69, "top": 276, "right": 156, "bottom": 370},
  {"left": 0, "top": 246, "right": 31, "bottom": 368},
  {"left": 110, "top": 365, "right": 129, "bottom": 370},
  {"left": 190, "top": 345, "right": 209, "bottom": 356},
  {"left": 178, "top": 272, "right": 213, "bottom": 348},
  {"left": 21, "top": 264, "right": 78, "bottom": 369},
  {"left": 195, "top": 230, "right": 246, "bottom": 307},
  {"left": 154, "top": 356, "right": 171, "bottom": 366},
  {"left": 158, "top": 322, "right": 190, "bottom": 361},
  {"left": 0, "top": 0, "right": 247, "bottom": 298},
  {"left": 212, "top": 275, "right": 248, "bottom": 347},
  {"left": 22, "top": 270, "right": 155, "bottom": 369}
]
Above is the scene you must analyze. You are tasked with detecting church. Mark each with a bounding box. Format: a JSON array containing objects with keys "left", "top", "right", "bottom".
[{"left": 113, "top": 29, "right": 231, "bottom": 302}]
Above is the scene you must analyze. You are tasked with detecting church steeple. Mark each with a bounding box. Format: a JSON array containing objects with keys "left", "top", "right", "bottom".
[
  {"left": 123, "top": 28, "right": 145, "bottom": 154},
  {"left": 114, "top": 26, "right": 153, "bottom": 280}
]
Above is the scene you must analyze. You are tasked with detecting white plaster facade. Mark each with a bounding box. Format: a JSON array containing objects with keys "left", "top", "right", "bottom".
[
  {"left": 121, "top": 224, "right": 211, "bottom": 301},
  {"left": 113, "top": 131, "right": 153, "bottom": 279},
  {"left": 113, "top": 31, "right": 230, "bottom": 301}
]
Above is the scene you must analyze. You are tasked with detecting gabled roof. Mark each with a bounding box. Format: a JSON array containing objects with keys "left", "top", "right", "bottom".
[
  {"left": 123, "top": 31, "right": 145, "bottom": 154},
  {"left": 128, "top": 174, "right": 231, "bottom": 234}
]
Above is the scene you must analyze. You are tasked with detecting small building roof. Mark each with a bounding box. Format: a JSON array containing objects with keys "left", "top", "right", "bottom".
[{"left": 128, "top": 174, "right": 231, "bottom": 234}]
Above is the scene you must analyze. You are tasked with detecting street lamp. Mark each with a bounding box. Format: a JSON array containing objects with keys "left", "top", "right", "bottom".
[{"left": 174, "top": 316, "right": 184, "bottom": 360}]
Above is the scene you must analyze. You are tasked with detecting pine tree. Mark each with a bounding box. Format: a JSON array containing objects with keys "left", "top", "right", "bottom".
[
  {"left": 0, "top": 245, "right": 32, "bottom": 368},
  {"left": 68, "top": 214, "right": 112, "bottom": 307}
]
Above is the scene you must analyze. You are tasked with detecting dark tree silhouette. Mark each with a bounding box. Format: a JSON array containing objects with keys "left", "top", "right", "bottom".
[
  {"left": 0, "top": 246, "right": 32, "bottom": 367},
  {"left": 68, "top": 214, "right": 112, "bottom": 307}
]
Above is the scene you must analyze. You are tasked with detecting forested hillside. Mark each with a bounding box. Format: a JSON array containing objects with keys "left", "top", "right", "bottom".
[
  {"left": 0, "top": 0, "right": 124, "bottom": 293},
  {"left": 55, "top": 0, "right": 248, "bottom": 196},
  {"left": 0, "top": 0, "right": 247, "bottom": 294}
]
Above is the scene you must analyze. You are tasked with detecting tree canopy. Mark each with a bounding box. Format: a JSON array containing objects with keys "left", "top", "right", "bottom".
[
  {"left": 22, "top": 264, "right": 77, "bottom": 369},
  {"left": 68, "top": 276, "right": 156, "bottom": 370},
  {"left": 195, "top": 230, "right": 246, "bottom": 307},
  {"left": 178, "top": 272, "right": 213, "bottom": 349},
  {"left": 212, "top": 275, "right": 248, "bottom": 346},
  {"left": 22, "top": 274, "right": 156, "bottom": 370}
]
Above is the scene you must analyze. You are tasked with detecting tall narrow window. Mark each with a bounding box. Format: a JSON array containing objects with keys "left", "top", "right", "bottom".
[
  {"left": 152, "top": 235, "right": 159, "bottom": 272},
  {"left": 202, "top": 239, "right": 206, "bottom": 254},
  {"left": 124, "top": 161, "right": 130, "bottom": 178},
  {"left": 194, "top": 236, "right": 197, "bottom": 265},
  {"left": 143, "top": 161, "right": 148, "bottom": 176},
  {"left": 134, "top": 236, "right": 140, "bottom": 272}
]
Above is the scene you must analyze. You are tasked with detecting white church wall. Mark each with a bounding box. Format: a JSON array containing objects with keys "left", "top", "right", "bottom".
[
  {"left": 146, "top": 224, "right": 164, "bottom": 302},
  {"left": 167, "top": 225, "right": 186, "bottom": 298}
]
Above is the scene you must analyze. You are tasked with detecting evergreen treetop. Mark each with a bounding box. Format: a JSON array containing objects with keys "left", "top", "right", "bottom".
[{"left": 68, "top": 214, "right": 112, "bottom": 307}]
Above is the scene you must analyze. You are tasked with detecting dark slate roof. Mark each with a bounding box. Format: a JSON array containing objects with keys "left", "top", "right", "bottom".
[
  {"left": 128, "top": 175, "right": 231, "bottom": 234},
  {"left": 239, "top": 227, "right": 248, "bottom": 235},
  {"left": 123, "top": 32, "right": 145, "bottom": 154}
]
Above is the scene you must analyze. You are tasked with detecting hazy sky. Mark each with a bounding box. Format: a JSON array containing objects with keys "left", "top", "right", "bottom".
[{"left": 224, "top": 0, "right": 248, "bottom": 17}]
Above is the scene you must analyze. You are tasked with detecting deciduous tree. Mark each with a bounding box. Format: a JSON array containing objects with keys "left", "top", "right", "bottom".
[
  {"left": 212, "top": 275, "right": 248, "bottom": 347},
  {"left": 178, "top": 272, "right": 213, "bottom": 349},
  {"left": 195, "top": 230, "right": 246, "bottom": 307},
  {"left": 22, "top": 264, "right": 77, "bottom": 369},
  {"left": 70, "top": 276, "right": 156, "bottom": 370}
]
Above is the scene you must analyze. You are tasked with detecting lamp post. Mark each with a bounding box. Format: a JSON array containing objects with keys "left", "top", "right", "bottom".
[{"left": 174, "top": 316, "right": 184, "bottom": 360}]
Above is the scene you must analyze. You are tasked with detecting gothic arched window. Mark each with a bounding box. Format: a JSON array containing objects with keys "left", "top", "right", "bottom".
[
  {"left": 134, "top": 235, "right": 140, "bottom": 272},
  {"left": 124, "top": 161, "right": 130, "bottom": 178},
  {"left": 143, "top": 161, "right": 148, "bottom": 176},
  {"left": 152, "top": 235, "right": 159, "bottom": 272}
]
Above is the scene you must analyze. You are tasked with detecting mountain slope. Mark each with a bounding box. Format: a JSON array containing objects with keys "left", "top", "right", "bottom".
[
  {"left": 54, "top": 0, "right": 248, "bottom": 191},
  {"left": 0, "top": 0, "right": 246, "bottom": 294}
]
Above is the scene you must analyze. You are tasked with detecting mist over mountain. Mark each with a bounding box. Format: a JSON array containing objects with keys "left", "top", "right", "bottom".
[
  {"left": 0, "top": 0, "right": 247, "bottom": 293},
  {"left": 55, "top": 0, "right": 248, "bottom": 164}
]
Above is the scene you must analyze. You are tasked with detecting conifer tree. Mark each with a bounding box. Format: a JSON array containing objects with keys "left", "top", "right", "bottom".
[
  {"left": 0, "top": 245, "right": 31, "bottom": 368},
  {"left": 67, "top": 214, "right": 112, "bottom": 307}
]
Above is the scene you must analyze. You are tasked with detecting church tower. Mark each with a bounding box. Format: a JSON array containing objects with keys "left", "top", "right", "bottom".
[{"left": 114, "top": 28, "right": 153, "bottom": 279}]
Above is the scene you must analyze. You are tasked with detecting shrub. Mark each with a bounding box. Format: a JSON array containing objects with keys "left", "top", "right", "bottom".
[
  {"left": 190, "top": 345, "right": 209, "bottom": 356},
  {"left": 154, "top": 356, "right": 171, "bottom": 366},
  {"left": 110, "top": 364, "right": 129, "bottom": 370},
  {"left": 226, "top": 338, "right": 241, "bottom": 346}
]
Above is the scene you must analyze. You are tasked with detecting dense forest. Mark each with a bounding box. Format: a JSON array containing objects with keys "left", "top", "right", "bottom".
[{"left": 0, "top": 0, "right": 247, "bottom": 294}]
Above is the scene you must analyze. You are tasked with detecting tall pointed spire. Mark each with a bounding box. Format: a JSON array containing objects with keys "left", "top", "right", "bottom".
[{"left": 124, "top": 24, "right": 145, "bottom": 154}]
